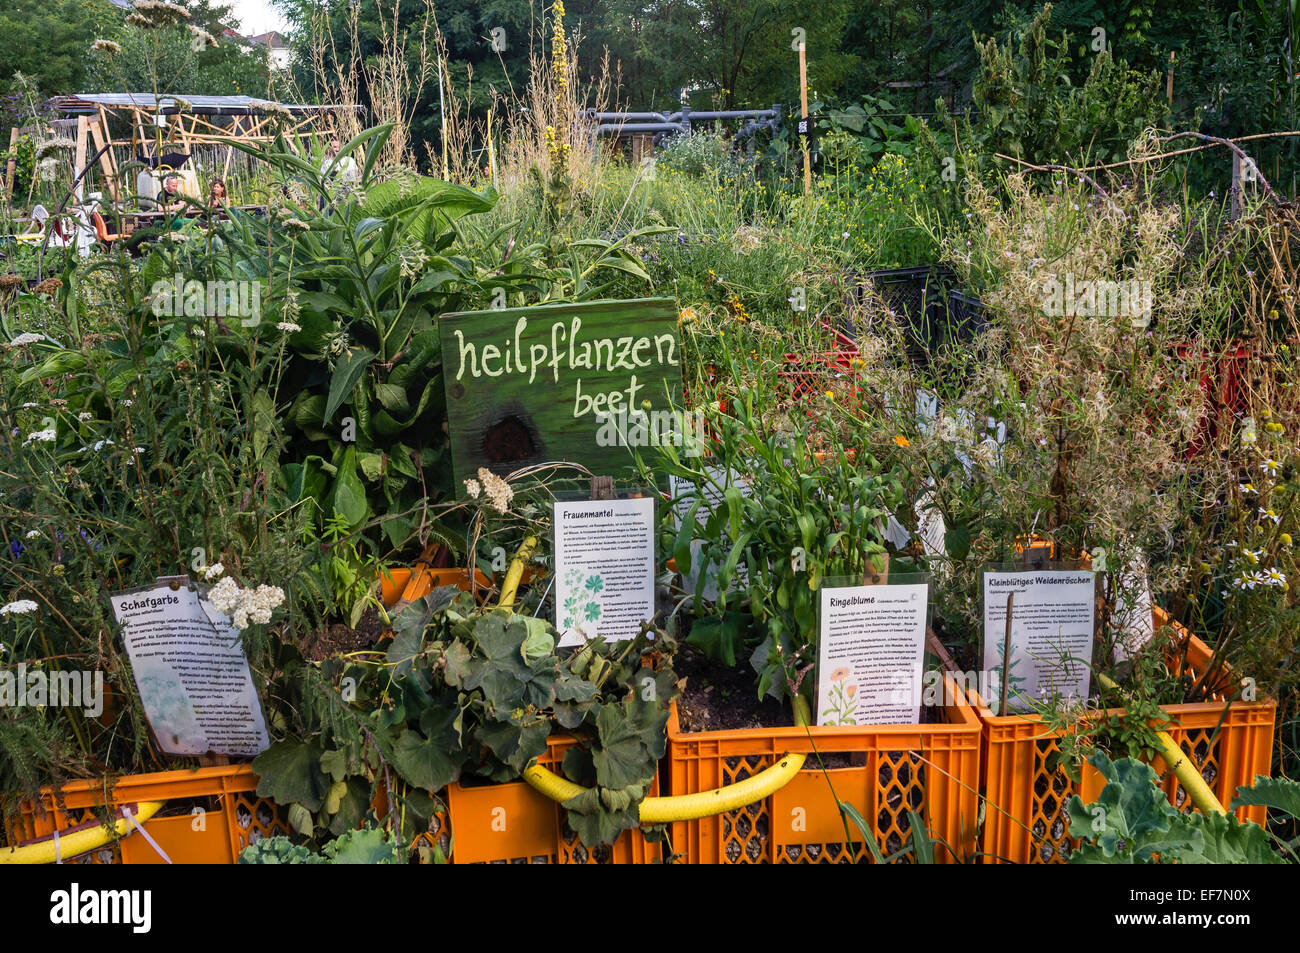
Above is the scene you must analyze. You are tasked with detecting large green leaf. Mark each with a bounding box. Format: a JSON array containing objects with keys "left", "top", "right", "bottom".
[
  {"left": 463, "top": 614, "right": 556, "bottom": 712},
  {"left": 363, "top": 177, "right": 497, "bottom": 247},
  {"left": 323, "top": 348, "right": 376, "bottom": 423},
  {"left": 325, "top": 826, "right": 400, "bottom": 863},
  {"left": 252, "top": 740, "right": 329, "bottom": 811},
  {"left": 390, "top": 709, "right": 462, "bottom": 791},
  {"left": 1066, "top": 754, "right": 1187, "bottom": 862},
  {"left": 592, "top": 703, "right": 656, "bottom": 790},
  {"left": 1231, "top": 775, "right": 1300, "bottom": 822},
  {"left": 328, "top": 446, "right": 369, "bottom": 528},
  {"left": 1172, "top": 812, "right": 1283, "bottom": 865},
  {"left": 477, "top": 717, "right": 550, "bottom": 773}
]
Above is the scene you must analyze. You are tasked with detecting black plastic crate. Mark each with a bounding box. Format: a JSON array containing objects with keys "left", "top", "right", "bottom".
[{"left": 851, "top": 266, "right": 953, "bottom": 366}]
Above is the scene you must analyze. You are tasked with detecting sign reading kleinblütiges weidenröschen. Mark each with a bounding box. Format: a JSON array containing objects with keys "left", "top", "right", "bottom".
[{"left": 439, "top": 298, "right": 686, "bottom": 488}]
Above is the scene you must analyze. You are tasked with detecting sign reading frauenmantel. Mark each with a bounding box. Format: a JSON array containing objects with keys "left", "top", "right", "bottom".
[{"left": 439, "top": 298, "right": 686, "bottom": 488}]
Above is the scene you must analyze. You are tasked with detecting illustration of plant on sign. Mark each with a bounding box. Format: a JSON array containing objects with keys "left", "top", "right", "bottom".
[
  {"left": 992, "top": 640, "right": 1030, "bottom": 707},
  {"left": 562, "top": 567, "right": 604, "bottom": 637},
  {"left": 823, "top": 666, "right": 859, "bottom": 725}
]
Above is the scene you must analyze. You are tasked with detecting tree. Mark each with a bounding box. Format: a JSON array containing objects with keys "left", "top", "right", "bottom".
[{"left": 0, "top": 0, "right": 119, "bottom": 99}]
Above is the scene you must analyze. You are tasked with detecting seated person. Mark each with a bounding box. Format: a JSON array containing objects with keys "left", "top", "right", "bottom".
[
  {"left": 160, "top": 175, "right": 187, "bottom": 228},
  {"left": 207, "top": 177, "right": 230, "bottom": 210},
  {"left": 323, "top": 137, "right": 358, "bottom": 184}
]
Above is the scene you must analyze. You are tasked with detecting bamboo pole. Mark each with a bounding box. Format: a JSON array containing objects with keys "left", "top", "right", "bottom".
[
  {"left": 4, "top": 126, "right": 18, "bottom": 203},
  {"left": 799, "top": 41, "right": 810, "bottom": 193}
]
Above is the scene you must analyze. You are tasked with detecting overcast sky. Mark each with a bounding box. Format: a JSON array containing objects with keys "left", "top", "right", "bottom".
[{"left": 227, "top": 0, "right": 291, "bottom": 36}]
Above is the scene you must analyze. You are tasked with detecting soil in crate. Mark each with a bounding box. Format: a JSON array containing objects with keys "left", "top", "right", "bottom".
[
  {"left": 674, "top": 644, "right": 791, "bottom": 733},
  {"left": 303, "top": 606, "right": 386, "bottom": 661}
]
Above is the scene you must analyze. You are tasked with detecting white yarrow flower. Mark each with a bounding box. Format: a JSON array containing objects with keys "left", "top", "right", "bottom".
[
  {"left": 9, "top": 333, "right": 42, "bottom": 347},
  {"left": 208, "top": 576, "right": 241, "bottom": 615},
  {"left": 276, "top": 322, "right": 301, "bottom": 333},
  {"left": 23, "top": 428, "right": 56, "bottom": 445},
  {"left": 203, "top": 562, "right": 225, "bottom": 581},
  {"left": 0, "top": 599, "right": 39, "bottom": 616}
]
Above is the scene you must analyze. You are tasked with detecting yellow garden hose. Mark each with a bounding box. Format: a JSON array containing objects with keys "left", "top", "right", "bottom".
[
  {"left": 498, "top": 535, "right": 808, "bottom": 820},
  {"left": 1097, "top": 672, "right": 1226, "bottom": 815},
  {"left": 498, "top": 535, "right": 539, "bottom": 611},
  {"left": 523, "top": 698, "right": 812, "bottom": 822},
  {"left": 0, "top": 801, "right": 165, "bottom": 865}
]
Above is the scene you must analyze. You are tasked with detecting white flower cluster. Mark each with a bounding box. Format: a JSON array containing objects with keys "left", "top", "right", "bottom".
[
  {"left": 398, "top": 243, "right": 429, "bottom": 280},
  {"left": 207, "top": 573, "right": 285, "bottom": 630},
  {"left": 23, "top": 429, "right": 56, "bottom": 445},
  {"left": 276, "top": 322, "right": 301, "bottom": 333},
  {"left": 9, "top": 333, "right": 42, "bottom": 347},
  {"left": 1232, "top": 567, "right": 1287, "bottom": 591},
  {"left": 0, "top": 599, "right": 39, "bottom": 616},
  {"left": 463, "top": 467, "right": 513, "bottom": 514}
]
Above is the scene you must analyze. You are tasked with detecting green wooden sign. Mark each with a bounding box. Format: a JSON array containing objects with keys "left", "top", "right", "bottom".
[{"left": 439, "top": 298, "right": 687, "bottom": 489}]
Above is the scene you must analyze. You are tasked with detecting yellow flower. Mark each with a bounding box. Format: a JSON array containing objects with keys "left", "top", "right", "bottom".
[
  {"left": 1283, "top": 533, "right": 1293, "bottom": 546},
  {"left": 894, "top": 435, "right": 910, "bottom": 447},
  {"left": 824, "top": 390, "right": 834, "bottom": 400}
]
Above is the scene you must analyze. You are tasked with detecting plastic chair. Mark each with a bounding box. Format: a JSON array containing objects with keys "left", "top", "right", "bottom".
[{"left": 92, "top": 210, "right": 120, "bottom": 246}]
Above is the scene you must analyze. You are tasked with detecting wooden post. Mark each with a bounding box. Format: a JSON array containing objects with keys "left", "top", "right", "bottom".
[
  {"left": 73, "top": 116, "right": 89, "bottom": 202},
  {"left": 590, "top": 475, "right": 614, "bottom": 501},
  {"left": 1166, "top": 51, "right": 1174, "bottom": 105},
  {"left": 861, "top": 552, "right": 889, "bottom": 587},
  {"left": 799, "top": 40, "right": 810, "bottom": 194},
  {"left": 1231, "top": 151, "right": 1243, "bottom": 220},
  {"left": 4, "top": 126, "right": 18, "bottom": 204},
  {"left": 89, "top": 115, "right": 119, "bottom": 204},
  {"left": 222, "top": 116, "right": 239, "bottom": 181},
  {"left": 999, "top": 592, "right": 1014, "bottom": 716}
]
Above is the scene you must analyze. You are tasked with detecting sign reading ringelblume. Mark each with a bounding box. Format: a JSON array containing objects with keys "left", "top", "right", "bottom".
[
  {"left": 439, "top": 298, "right": 689, "bottom": 487},
  {"left": 816, "top": 582, "right": 929, "bottom": 725},
  {"left": 112, "top": 578, "right": 270, "bottom": 756},
  {"left": 553, "top": 498, "right": 656, "bottom": 648},
  {"left": 981, "top": 570, "right": 1096, "bottom": 713}
]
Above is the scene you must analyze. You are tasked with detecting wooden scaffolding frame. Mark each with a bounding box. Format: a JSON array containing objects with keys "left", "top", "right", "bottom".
[{"left": 8, "top": 96, "right": 357, "bottom": 207}]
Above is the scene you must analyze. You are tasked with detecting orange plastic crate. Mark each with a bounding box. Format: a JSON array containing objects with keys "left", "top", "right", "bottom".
[
  {"left": 665, "top": 672, "right": 983, "bottom": 863},
  {"left": 445, "top": 732, "right": 663, "bottom": 864},
  {"left": 978, "top": 607, "right": 1277, "bottom": 864},
  {"left": 5, "top": 765, "right": 290, "bottom": 864}
]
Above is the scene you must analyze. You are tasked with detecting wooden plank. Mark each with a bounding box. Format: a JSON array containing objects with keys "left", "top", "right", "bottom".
[
  {"left": 73, "top": 116, "right": 89, "bottom": 201},
  {"left": 89, "top": 112, "right": 119, "bottom": 203},
  {"left": 439, "top": 298, "right": 685, "bottom": 489}
]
